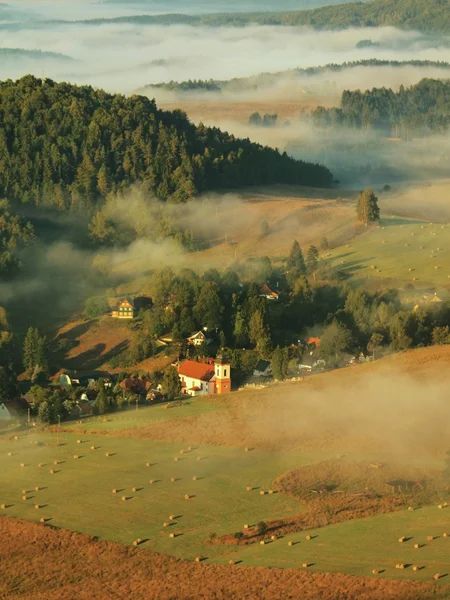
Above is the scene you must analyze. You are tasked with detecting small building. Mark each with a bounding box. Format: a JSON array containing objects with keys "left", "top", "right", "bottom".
[
  {"left": 187, "top": 330, "right": 211, "bottom": 347},
  {"left": 259, "top": 283, "right": 279, "bottom": 301},
  {"left": 178, "top": 353, "right": 231, "bottom": 397},
  {"left": 119, "top": 376, "right": 151, "bottom": 395},
  {"left": 112, "top": 297, "right": 135, "bottom": 319},
  {"left": 59, "top": 370, "right": 111, "bottom": 389},
  {"left": 71, "top": 400, "right": 93, "bottom": 417},
  {"left": 0, "top": 397, "right": 30, "bottom": 422},
  {"left": 253, "top": 360, "right": 272, "bottom": 378}
]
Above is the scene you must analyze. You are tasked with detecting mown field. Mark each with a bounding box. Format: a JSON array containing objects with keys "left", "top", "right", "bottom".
[{"left": 329, "top": 215, "right": 450, "bottom": 288}]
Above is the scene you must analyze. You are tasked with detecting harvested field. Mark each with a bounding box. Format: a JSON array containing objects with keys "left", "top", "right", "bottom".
[{"left": 1, "top": 517, "right": 447, "bottom": 600}]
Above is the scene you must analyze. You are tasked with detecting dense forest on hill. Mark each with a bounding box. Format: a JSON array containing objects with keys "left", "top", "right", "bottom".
[
  {"left": 0, "top": 48, "right": 73, "bottom": 61},
  {"left": 0, "top": 76, "right": 332, "bottom": 210},
  {"left": 312, "top": 78, "right": 450, "bottom": 136},
  {"left": 145, "top": 60, "right": 450, "bottom": 95},
  {"left": 60, "top": 0, "right": 450, "bottom": 34}
]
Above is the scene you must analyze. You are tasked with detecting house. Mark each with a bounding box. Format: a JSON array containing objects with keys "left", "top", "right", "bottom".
[
  {"left": 111, "top": 297, "right": 134, "bottom": 319},
  {"left": 119, "top": 376, "right": 152, "bottom": 395},
  {"left": 259, "top": 283, "right": 279, "bottom": 301},
  {"left": 187, "top": 330, "right": 211, "bottom": 347},
  {"left": 59, "top": 370, "right": 111, "bottom": 389},
  {"left": 307, "top": 337, "right": 321, "bottom": 349},
  {"left": 71, "top": 400, "right": 93, "bottom": 417},
  {"left": 178, "top": 353, "right": 231, "bottom": 397},
  {"left": 0, "top": 397, "right": 30, "bottom": 422},
  {"left": 253, "top": 360, "right": 272, "bottom": 378}
]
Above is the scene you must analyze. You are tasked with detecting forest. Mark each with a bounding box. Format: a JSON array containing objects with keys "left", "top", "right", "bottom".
[
  {"left": 146, "top": 60, "right": 450, "bottom": 95},
  {"left": 0, "top": 76, "right": 332, "bottom": 211},
  {"left": 312, "top": 78, "right": 450, "bottom": 136},
  {"left": 65, "top": 0, "right": 450, "bottom": 34}
]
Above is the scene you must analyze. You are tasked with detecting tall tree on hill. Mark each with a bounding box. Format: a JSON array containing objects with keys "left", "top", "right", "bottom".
[
  {"left": 356, "top": 189, "right": 380, "bottom": 226},
  {"left": 306, "top": 245, "right": 320, "bottom": 273},
  {"left": 23, "top": 327, "right": 47, "bottom": 378},
  {"left": 287, "top": 240, "right": 306, "bottom": 287},
  {"left": 161, "top": 366, "right": 182, "bottom": 400},
  {"left": 271, "top": 346, "right": 289, "bottom": 381},
  {"left": 320, "top": 321, "right": 352, "bottom": 364},
  {"left": 194, "top": 282, "right": 224, "bottom": 331}
]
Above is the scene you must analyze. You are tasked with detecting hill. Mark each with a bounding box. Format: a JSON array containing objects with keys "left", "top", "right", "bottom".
[
  {"left": 0, "top": 76, "right": 332, "bottom": 210},
  {"left": 59, "top": 0, "right": 450, "bottom": 34},
  {"left": 144, "top": 60, "right": 450, "bottom": 97},
  {"left": 2, "top": 517, "right": 444, "bottom": 600}
]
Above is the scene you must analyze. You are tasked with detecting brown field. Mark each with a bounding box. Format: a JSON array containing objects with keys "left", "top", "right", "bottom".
[
  {"left": 53, "top": 317, "right": 175, "bottom": 374},
  {"left": 158, "top": 97, "right": 333, "bottom": 126},
  {"left": 1, "top": 516, "right": 446, "bottom": 600},
  {"left": 70, "top": 345, "right": 450, "bottom": 459}
]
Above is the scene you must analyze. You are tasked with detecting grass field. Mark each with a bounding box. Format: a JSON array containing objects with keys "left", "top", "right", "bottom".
[
  {"left": 1, "top": 424, "right": 449, "bottom": 581},
  {"left": 329, "top": 216, "right": 450, "bottom": 288}
]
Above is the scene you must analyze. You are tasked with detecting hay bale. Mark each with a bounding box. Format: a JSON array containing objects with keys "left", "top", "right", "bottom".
[
  {"left": 22, "top": 489, "right": 27, "bottom": 494},
  {"left": 49, "top": 469, "right": 55, "bottom": 474},
  {"left": 131, "top": 487, "right": 137, "bottom": 493},
  {"left": 229, "top": 560, "right": 235, "bottom": 565},
  {"left": 39, "top": 517, "right": 46, "bottom": 523},
  {"left": 306, "top": 535, "right": 312, "bottom": 541},
  {"left": 396, "top": 563, "right": 405, "bottom": 569},
  {"left": 20, "top": 463, "right": 25, "bottom": 467},
  {"left": 244, "top": 447, "right": 249, "bottom": 452},
  {"left": 149, "top": 479, "right": 155, "bottom": 484},
  {"left": 434, "top": 574, "right": 441, "bottom": 581},
  {"left": 414, "top": 543, "right": 420, "bottom": 549},
  {"left": 197, "top": 456, "right": 201, "bottom": 461},
  {"left": 288, "top": 541, "right": 293, "bottom": 546},
  {"left": 180, "top": 450, "right": 184, "bottom": 455},
  {"left": 163, "top": 522, "right": 169, "bottom": 527},
  {"left": 7, "top": 452, "right": 11, "bottom": 456},
  {"left": 73, "top": 455, "right": 79, "bottom": 459},
  {"left": 192, "top": 476, "right": 198, "bottom": 481},
  {"left": 77, "top": 440, "right": 81, "bottom": 444},
  {"left": 146, "top": 462, "right": 151, "bottom": 467},
  {"left": 372, "top": 569, "right": 380, "bottom": 575},
  {"left": 112, "top": 488, "right": 117, "bottom": 494},
  {"left": 427, "top": 536, "right": 434, "bottom": 541},
  {"left": 105, "top": 452, "right": 110, "bottom": 457},
  {"left": 270, "top": 535, "right": 276, "bottom": 541},
  {"left": 443, "top": 532, "right": 449, "bottom": 537},
  {"left": 34, "top": 504, "right": 40, "bottom": 510},
  {"left": 184, "top": 494, "right": 190, "bottom": 500},
  {"left": 412, "top": 566, "right": 419, "bottom": 572},
  {"left": 268, "top": 489, "right": 274, "bottom": 494},
  {"left": 195, "top": 556, "right": 201, "bottom": 562},
  {"left": 260, "top": 490, "right": 265, "bottom": 496},
  {"left": 174, "top": 457, "right": 178, "bottom": 462},
  {"left": 169, "top": 533, "right": 175, "bottom": 538},
  {"left": 14, "top": 436, "right": 18, "bottom": 440},
  {"left": 408, "top": 506, "right": 414, "bottom": 511},
  {"left": 302, "top": 563, "right": 309, "bottom": 568},
  {"left": 260, "top": 540, "right": 265, "bottom": 545},
  {"left": 170, "top": 477, "right": 175, "bottom": 483},
  {"left": 133, "top": 538, "right": 142, "bottom": 546},
  {"left": 169, "top": 515, "right": 175, "bottom": 521},
  {"left": 53, "top": 460, "right": 58, "bottom": 465},
  {"left": 246, "top": 486, "right": 252, "bottom": 492},
  {"left": 34, "top": 486, "right": 40, "bottom": 491},
  {"left": 121, "top": 496, "right": 127, "bottom": 501},
  {"left": 38, "top": 463, "right": 43, "bottom": 468},
  {"left": 399, "top": 536, "right": 407, "bottom": 543},
  {"left": 0, "top": 504, "right": 5, "bottom": 509},
  {"left": 188, "top": 446, "right": 192, "bottom": 451},
  {"left": 90, "top": 446, "right": 95, "bottom": 451},
  {"left": 22, "top": 495, "right": 27, "bottom": 501}
]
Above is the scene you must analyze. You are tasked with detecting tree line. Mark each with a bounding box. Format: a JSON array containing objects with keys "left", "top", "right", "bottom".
[
  {"left": 145, "top": 60, "right": 450, "bottom": 96},
  {"left": 0, "top": 76, "right": 332, "bottom": 212},
  {"left": 312, "top": 78, "right": 450, "bottom": 137},
  {"left": 75, "top": 1, "right": 450, "bottom": 34}
]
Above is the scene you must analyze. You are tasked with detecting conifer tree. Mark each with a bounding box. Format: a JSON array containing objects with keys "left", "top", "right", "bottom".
[{"left": 356, "top": 189, "right": 380, "bottom": 225}]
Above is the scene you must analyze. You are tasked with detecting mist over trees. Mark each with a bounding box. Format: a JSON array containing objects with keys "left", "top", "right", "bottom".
[
  {"left": 312, "top": 79, "right": 450, "bottom": 137},
  {"left": 0, "top": 76, "right": 332, "bottom": 212}
]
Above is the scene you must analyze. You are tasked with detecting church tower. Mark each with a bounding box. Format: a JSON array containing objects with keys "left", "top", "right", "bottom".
[{"left": 214, "top": 352, "right": 231, "bottom": 394}]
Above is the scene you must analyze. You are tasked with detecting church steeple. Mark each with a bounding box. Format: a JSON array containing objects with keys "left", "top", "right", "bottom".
[{"left": 215, "top": 352, "right": 231, "bottom": 394}]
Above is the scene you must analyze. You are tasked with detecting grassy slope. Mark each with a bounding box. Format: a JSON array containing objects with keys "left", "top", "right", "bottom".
[{"left": 3, "top": 346, "right": 450, "bottom": 583}]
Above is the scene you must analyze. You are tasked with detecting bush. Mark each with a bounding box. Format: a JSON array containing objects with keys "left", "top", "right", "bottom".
[
  {"left": 85, "top": 296, "right": 109, "bottom": 319},
  {"left": 257, "top": 521, "right": 268, "bottom": 536}
]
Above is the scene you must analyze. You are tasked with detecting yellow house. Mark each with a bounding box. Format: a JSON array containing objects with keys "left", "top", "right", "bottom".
[{"left": 111, "top": 298, "right": 134, "bottom": 319}]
